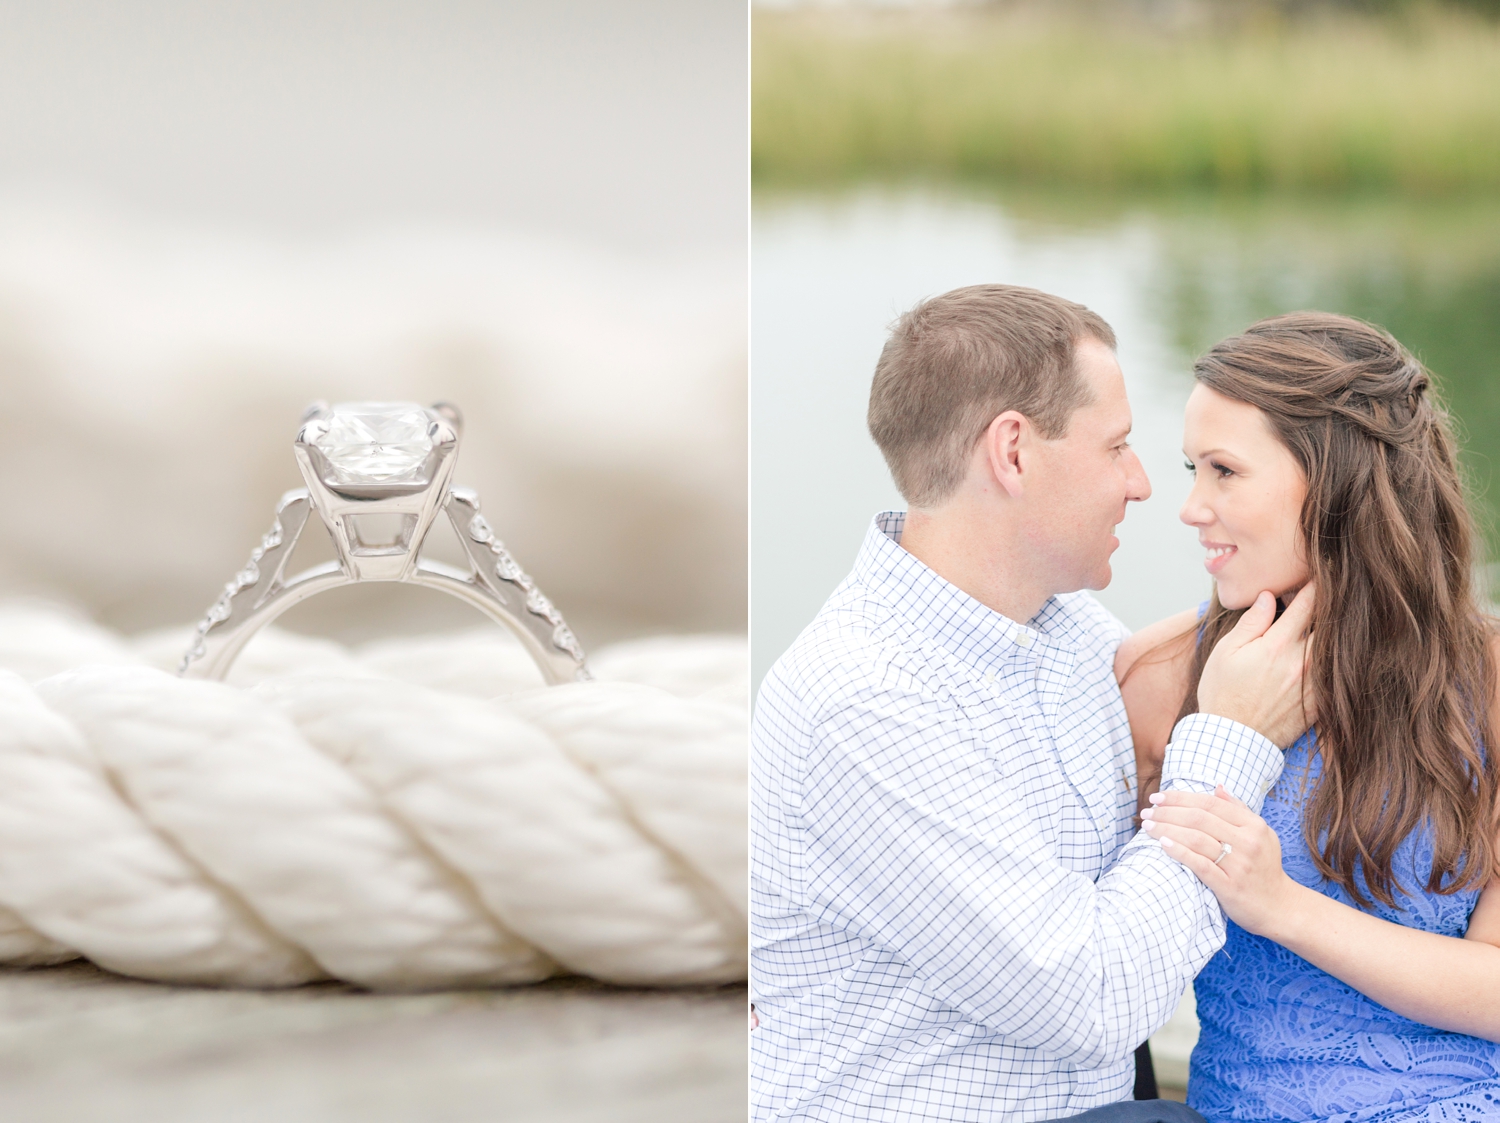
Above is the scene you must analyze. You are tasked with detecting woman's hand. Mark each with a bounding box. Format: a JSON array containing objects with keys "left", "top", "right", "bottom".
[
  {"left": 1146, "top": 792, "right": 1500, "bottom": 1043},
  {"left": 1140, "top": 785, "right": 1301, "bottom": 939}
]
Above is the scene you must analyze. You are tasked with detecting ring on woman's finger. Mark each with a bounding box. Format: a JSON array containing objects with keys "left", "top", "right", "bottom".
[{"left": 1212, "top": 842, "right": 1234, "bottom": 866}]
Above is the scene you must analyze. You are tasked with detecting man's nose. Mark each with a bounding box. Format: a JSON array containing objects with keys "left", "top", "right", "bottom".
[{"left": 1126, "top": 449, "right": 1151, "bottom": 503}]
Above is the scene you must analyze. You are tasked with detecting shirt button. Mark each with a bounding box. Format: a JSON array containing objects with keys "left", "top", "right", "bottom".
[{"left": 1014, "top": 629, "right": 1032, "bottom": 648}]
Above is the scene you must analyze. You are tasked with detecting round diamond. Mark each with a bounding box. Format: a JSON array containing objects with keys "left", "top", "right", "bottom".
[
  {"left": 312, "top": 402, "right": 436, "bottom": 486},
  {"left": 526, "top": 588, "right": 560, "bottom": 622},
  {"left": 494, "top": 551, "right": 527, "bottom": 585},
  {"left": 468, "top": 515, "right": 494, "bottom": 543},
  {"left": 552, "top": 623, "right": 584, "bottom": 660}
]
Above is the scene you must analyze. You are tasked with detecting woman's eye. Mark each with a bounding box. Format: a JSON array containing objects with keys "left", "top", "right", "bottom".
[
  {"left": 1183, "top": 458, "right": 1195, "bottom": 473},
  {"left": 1212, "top": 461, "right": 1233, "bottom": 478}
]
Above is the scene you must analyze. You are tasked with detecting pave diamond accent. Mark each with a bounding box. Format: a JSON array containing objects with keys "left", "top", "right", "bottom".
[
  {"left": 454, "top": 504, "right": 588, "bottom": 672},
  {"left": 525, "top": 587, "right": 561, "bottom": 623},
  {"left": 467, "top": 515, "right": 493, "bottom": 544},
  {"left": 492, "top": 547, "right": 530, "bottom": 589},
  {"left": 312, "top": 402, "right": 435, "bottom": 486},
  {"left": 552, "top": 623, "right": 585, "bottom": 662},
  {"left": 179, "top": 507, "right": 292, "bottom": 674}
]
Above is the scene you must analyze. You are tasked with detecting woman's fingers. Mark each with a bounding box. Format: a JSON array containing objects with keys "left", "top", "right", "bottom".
[
  {"left": 1142, "top": 820, "right": 1227, "bottom": 861},
  {"left": 1148, "top": 787, "right": 1256, "bottom": 828},
  {"left": 1152, "top": 825, "right": 1232, "bottom": 887},
  {"left": 1212, "top": 783, "right": 1251, "bottom": 810},
  {"left": 1148, "top": 792, "right": 1294, "bottom": 938},
  {"left": 1141, "top": 803, "right": 1243, "bottom": 841}
]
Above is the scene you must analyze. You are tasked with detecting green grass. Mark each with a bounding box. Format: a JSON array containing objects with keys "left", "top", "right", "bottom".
[{"left": 753, "top": 9, "right": 1500, "bottom": 192}]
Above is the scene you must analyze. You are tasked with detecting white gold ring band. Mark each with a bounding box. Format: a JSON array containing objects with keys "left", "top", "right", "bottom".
[{"left": 179, "top": 400, "right": 590, "bottom": 686}]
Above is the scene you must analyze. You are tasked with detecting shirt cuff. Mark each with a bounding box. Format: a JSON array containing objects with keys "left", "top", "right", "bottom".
[{"left": 1161, "top": 713, "right": 1284, "bottom": 814}]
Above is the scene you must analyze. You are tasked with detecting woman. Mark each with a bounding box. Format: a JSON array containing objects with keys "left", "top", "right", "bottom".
[{"left": 1115, "top": 312, "right": 1500, "bottom": 1121}]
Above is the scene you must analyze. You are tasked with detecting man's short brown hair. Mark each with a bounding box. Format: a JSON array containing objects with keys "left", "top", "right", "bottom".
[{"left": 867, "top": 284, "right": 1117, "bottom": 507}]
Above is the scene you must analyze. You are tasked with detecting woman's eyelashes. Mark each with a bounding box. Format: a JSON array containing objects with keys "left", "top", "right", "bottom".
[{"left": 1185, "top": 456, "right": 1234, "bottom": 479}]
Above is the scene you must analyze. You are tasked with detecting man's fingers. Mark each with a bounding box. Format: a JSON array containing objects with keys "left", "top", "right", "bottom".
[
  {"left": 1268, "top": 582, "right": 1316, "bottom": 641},
  {"left": 1223, "top": 591, "right": 1276, "bottom": 647}
]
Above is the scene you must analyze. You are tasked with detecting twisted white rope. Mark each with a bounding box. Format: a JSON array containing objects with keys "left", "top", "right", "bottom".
[{"left": 0, "top": 604, "right": 746, "bottom": 991}]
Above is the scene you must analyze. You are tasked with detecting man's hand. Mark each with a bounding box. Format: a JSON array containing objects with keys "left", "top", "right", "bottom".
[{"left": 1197, "top": 585, "right": 1315, "bottom": 748}]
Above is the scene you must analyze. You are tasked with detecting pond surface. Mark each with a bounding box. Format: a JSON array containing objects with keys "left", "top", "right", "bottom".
[{"left": 752, "top": 187, "right": 1500, "bottom": 687}]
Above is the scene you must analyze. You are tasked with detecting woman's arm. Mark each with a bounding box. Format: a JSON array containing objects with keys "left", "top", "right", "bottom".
[
  {"left": 1115, "top": 608, "right": 1198, "bottom": 814},
  {"left": 1143, "top": 787, "right": 1500, "bottom": 1042}
]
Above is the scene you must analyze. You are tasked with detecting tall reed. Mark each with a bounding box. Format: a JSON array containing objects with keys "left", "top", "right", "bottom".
[{"left": 754, "top": 9, "right": 1500, "bottom": 192}]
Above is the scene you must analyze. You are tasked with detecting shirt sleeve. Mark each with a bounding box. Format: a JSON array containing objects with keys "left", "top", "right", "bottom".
[
  {"left": 798, "top": 679, "right": 1282, "bottom": 1069},
  {"left": 1160, "top": 712, "right": 1283, "bottom": 809}
]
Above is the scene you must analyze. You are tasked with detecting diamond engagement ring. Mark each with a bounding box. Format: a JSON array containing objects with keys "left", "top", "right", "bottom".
[
  {"left": 1213, "top": 842, "right": 1234, "bottom": 866},
  {"left": 179, "top": 401, "right": 590, "bottom": 685}
]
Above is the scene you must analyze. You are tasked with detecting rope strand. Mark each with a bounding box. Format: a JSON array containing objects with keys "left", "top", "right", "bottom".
[{"left": 0, "top": 607, "right": 747, "bottom": 991}]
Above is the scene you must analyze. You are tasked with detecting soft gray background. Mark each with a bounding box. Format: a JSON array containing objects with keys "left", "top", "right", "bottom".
[
  {"left": 0, "top": 0, "right": 748, "bottom": 648},
  {"left": 0, "top": 0, "right": 745, "bottom": 252}
]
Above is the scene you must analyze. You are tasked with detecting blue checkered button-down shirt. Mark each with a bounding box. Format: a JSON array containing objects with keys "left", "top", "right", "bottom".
[{"left": 751, "top": 513, "right": 1284, "bottom": 1122}]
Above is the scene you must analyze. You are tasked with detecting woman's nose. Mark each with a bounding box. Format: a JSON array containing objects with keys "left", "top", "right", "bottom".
[{"left": 1179, "top": 480, "right": 1210, "bottom": 527}]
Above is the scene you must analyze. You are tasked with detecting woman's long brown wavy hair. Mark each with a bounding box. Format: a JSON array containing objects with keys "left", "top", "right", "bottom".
[{"left": 1178, "top": 312, "right": 1499, "bottom": 908}]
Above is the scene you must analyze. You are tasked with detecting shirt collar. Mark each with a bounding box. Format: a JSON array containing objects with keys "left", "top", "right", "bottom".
[{"left": 855, "top": 511, "right": 1065, "bottom": 672}]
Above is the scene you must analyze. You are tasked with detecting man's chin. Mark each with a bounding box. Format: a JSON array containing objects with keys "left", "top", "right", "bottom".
[
  {"left": 1059, "top": 564, "right": 1112, "bottom": 596},
  {"left": 1047, "top": 554, "right": 1114, "bottom": 598}
]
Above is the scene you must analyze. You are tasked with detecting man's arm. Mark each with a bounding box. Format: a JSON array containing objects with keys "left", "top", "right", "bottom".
[{"left": 799, "top": 683, "right": 1282, "bottom": 1070}]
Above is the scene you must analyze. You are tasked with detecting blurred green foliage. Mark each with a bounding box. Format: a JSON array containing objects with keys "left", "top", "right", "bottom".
[{"left": 753, "top": 7, "right": 1500, "bottom": 191}]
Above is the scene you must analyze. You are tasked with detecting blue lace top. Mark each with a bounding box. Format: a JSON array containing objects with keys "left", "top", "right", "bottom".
[{"left": 1188, "top": 727, "right": 1500, "bottom": 1122}]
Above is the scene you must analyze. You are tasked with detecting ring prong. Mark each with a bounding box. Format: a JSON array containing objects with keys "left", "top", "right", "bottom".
[
  {"left": 432, "top": 402, "right": 463, "bottom": 435},
  {"left": 301, "top": 400, "right": 330, "bottom": 423}
]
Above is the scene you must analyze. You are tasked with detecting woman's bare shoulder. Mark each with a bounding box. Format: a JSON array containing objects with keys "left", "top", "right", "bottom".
[
  {"left": 1114, "top": 606, "right": 1201, "bottom": 685},
  {"left": 1116, "top": 608, "right": 1201, "bottom": 804}
]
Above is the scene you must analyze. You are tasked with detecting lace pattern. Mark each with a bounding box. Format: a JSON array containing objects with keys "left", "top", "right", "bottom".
[{"left": 1188, "top": 729, "right": 1500, "bottom": 1122}]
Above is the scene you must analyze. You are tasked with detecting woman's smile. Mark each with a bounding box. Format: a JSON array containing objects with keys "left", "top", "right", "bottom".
[{"left": 1202, "top": 541, "right": 1237, "bottom": 574}]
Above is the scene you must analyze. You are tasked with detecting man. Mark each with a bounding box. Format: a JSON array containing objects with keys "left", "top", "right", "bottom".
[{"left": 750, "top": 285, "right": 1309, "bottom": 1121}]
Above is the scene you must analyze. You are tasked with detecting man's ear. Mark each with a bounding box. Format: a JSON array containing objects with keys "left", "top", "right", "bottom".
[{"left": 984, "top": 411, "right": 1028, "bottom": 499}]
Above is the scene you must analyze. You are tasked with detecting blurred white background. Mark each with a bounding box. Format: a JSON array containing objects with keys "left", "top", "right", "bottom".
[{"left": 0, "top": 0, "right": 747, "bottom": 647}]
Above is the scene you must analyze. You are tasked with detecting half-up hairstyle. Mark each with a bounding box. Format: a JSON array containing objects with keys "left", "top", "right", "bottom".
[{"left": 1179, "top": 312, "right": 1499, "bottom": 908}]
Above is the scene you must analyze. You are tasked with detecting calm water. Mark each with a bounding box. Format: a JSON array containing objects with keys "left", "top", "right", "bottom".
[{"left": 752, "top": 187, "right": 1500, "bottom": 687}]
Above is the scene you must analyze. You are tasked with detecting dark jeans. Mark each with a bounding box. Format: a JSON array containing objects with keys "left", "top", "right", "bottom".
[
  {"left": 1046, "top": 1044, "right": 1206, "bottom": 1123},
  {"left": 1049, "top": 1104, "right": 1206, "bottom": 1123},
  {"left": 1133, "top": 1042, "right": 1158, "bottom": 1101}
]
